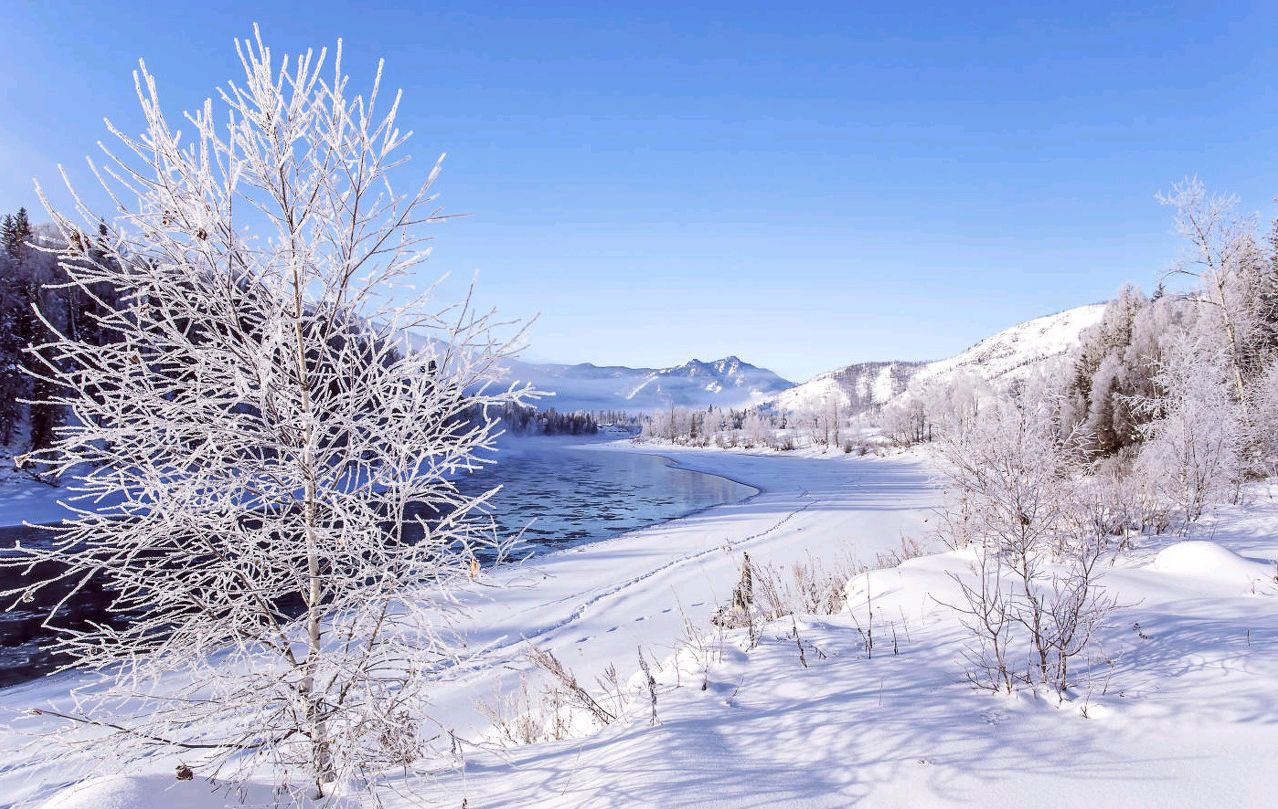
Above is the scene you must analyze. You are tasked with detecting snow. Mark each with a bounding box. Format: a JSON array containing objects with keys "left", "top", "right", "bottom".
[
  {"left": 0, "top": 470, "right": 109, "bottom": 528},
  {"left": 1147, "top": 540, "right": 1276, "bottom": 589},
  {"left": 0, "top": 443, "right": 937, "bottom": 807},
  {"left": 502, "top": 355, "right": 793, "bottom": 412},
  {"left": 771, "top": 361, "right": 918, "bottom": 413},
  {"left": 9, "top": 445, "right": 1278, "bottom": 807},
  {"left": 911, "top": 303, "right": 1106, "bottom": 385},
  {"left": 36, "top": 776, "right": 247, "bottom": 809},
  {"left": 770, "top": 304, "right": 1106, "bottom": 415},
  {"left": 401, "top": 472, "right": 1278, "bottom": 808}
]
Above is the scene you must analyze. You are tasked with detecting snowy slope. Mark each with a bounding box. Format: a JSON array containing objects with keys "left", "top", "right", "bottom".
[
  {"left": 504, "top": 355, "right": 793, "bottom": 412},
  {"left": 771, "top": 360, "right": 924, "bottom": 412},
  {"left": 772, "top": 304, "right": 1105, "bottom": 414},
  {"left": 409, "top": 477, "right": 1278, "bottom": 808},
  {"left": 909, "top": 303, "right": 1106, "bottom": 387}
]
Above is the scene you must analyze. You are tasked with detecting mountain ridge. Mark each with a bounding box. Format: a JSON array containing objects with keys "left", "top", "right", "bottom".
[
  {"left": 505, "top": 354, "right": 794, "bottom": 412},
  {"left": 768, "top": 303, "right": 1107, "bottom": 414}
]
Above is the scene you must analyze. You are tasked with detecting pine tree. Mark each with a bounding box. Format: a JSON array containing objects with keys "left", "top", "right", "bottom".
[{"left": 3, "top": 207, "right": 32, "bottom": 256}]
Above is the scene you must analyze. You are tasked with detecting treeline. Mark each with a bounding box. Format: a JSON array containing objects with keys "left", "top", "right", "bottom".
[
  {"left": 637, "top": 402, "right": 881, "bottom": 454},
  {"left": 1, "top": 208, "right": 121, "bottom": 467},
  {"left": 892, "top": 179, "right": 1278, "bottom": 530},
  {"left": 641, "top": 405, "right": 775, "bottom": 448},
  {"left": 496, "top": 403, "right": 642, "bottom": 436}
]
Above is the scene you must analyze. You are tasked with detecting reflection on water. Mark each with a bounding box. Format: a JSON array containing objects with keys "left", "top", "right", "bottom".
[{"left": 0, "top": 443, "right": 753, "bottom": 686}]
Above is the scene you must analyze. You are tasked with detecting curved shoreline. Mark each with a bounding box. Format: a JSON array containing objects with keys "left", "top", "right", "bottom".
[
  {"left": 0, "top": 444, "right": 941, "bottom": 807},
  {"left": 513, "top": 439, "right": 763, "bottom": 551}
]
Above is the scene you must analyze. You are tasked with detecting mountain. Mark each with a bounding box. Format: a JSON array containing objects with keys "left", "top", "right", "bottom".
[
  {"left": 771, "top": 361, "right": 925, "bottom": 413},
  {"left": 770, "top": 304, "right": 1107, "bottom": 414},
  {"left": 402, "top": 327, "right": 792, "bottom": 413},
  {"left": 908, "top": 303, "right": 1107, "bottom": 388},
  {"left": 506, "top": 355, "right": 794, "bottom": 413}
]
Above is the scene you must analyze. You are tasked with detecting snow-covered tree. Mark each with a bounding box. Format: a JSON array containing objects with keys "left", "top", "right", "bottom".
[
  {"left": 6, "top": 29, "right": 535, "bottom": 799},
  {"left": 1134, "top": 335, "right": 1246, "bottom": 525},
  {"left": 1248, "top": 356, "right": 1278, "bottom": 477},
  {"left": 937, "top": 383, "right": 1113, "bottom": 694},
  {"left": 741, "top": 410, "right": 776, "bottom": 449},
  {"left": 1158, "top": 178, "right": 1265, "bottom": 402},
  {"left": 881, "top": 394, "right": 929, "bottom": 445}
]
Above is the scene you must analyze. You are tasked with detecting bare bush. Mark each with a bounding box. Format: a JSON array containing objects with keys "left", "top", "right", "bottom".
[
  {"left": 477, "top": 676, "right": 568, "bottom": 747},
  {"left": 874, "top": 533, "right": 927, "bottom": 569},
  {"left": 731, "top": 552, "right": 857, "bottom": 626},
  {"left": 527, "top": 646, "right": 617, "bottom": 727},
  {"left": 937, "top": 385, "right": 1116, "bottom": 696},
  {"left": 945, "top": 549, "right": 1017, "bottom": 693}
]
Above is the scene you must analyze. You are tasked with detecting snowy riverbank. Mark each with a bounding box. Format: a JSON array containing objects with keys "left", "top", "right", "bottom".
[
  {"left": 0, "top": 442, "right": 938, "bottom": 807},
  {"left": 9, "top": 444, "right": 1278, "bottom": 807},
  {"left": 411, "top": 448, "right": 1278, "bottom": 809}
]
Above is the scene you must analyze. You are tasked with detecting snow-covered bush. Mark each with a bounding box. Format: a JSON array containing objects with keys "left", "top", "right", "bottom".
[
  {"left": 5, "top": 29, "right": 535, "bottom": 799},
  {"left": 937, "top": 386, "right": 1114, "bottom": 695}
]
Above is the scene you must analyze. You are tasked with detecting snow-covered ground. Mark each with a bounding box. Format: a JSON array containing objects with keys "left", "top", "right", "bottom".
[
  {"left": 0, "top": 469, "right": 100, "bottom": 528},
  {"left": 7, "top": 443, "right": 1278, "bottom": 807},
  {"left": 0, "top": 443, "right": 936, "bottom": 807},
  {"left": 411, "top": 451, "right": 1278, "bottom": 809}
]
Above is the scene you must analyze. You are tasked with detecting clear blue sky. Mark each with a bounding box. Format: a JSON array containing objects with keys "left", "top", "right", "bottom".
[{"left": 3, "top": 2, "right": 1277, "bottom": 381}]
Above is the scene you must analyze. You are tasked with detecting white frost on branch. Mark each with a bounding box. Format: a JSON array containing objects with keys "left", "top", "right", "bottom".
[{"left": 5, "top": 26, "right": 536, "bottom": 801}]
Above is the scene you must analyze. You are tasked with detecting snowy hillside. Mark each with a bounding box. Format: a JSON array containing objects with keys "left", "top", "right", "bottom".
[
  {"left": 770, "top": 360, "right": 924, "bottom": 412},
  {"left": 772, "top": 304, "right": 1105, "bottom": 414},
  {"left": 909, "top": 303, "right": 1106, "bottom": 387},
  {"left": 505, "top": 355, "right": 793, "bottom": 412}
]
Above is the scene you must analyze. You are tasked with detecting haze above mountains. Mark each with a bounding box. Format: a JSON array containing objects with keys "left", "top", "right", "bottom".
[{"left": 513, "top": 303, "right": 1106, "bottom": 414}]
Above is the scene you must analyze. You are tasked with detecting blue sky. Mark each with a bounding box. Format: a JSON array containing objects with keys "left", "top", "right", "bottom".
[{"left": 3, "top": 2, "right": 1277, "bottom": 381}]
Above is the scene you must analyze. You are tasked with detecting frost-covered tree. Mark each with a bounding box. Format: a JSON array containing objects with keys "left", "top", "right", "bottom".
[
  {"left": 1134, "top": 335, "right": 1246, "bottom": 525},
  {"left": 938, "top": 381, "right": 1113, "bottom": 694},
  {"left": 881, "top": 394, "right": 929, "bottom": 445},
  {"left": 879, "top": 371, "right": 987, "bottom": 447},
  {"left": 741, "top": 410, "right": 776, "bottom": 449},
  {"left": 1249, "top": 356, "right": 1278, "bottom": 477},
  {"left": 1063, "top": 284, "right": 1204, "bottom": 460},
  {"left": 1158, "top": 178, "right": 1266, "bottom": 402},
  {"left": 6, "top": 29, "right": 535, "bottom": 799}
]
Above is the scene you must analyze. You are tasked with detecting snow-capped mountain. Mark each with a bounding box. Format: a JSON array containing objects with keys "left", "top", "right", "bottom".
[
  {"left": 506, "top": 355, "right": 793, "bottom": 412},
  {"left": 770, "top": 304, "right": 1106, "bottom": 414}
]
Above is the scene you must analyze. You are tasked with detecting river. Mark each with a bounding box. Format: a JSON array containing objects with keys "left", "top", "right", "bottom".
[{"left": 0, "top": 439, "right": 754, "bottom": 686}]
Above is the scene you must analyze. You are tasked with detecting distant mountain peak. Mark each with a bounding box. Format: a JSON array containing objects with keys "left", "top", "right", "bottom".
[{"left": 504, "top": 354, "right": 793, "bottom": 412}]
